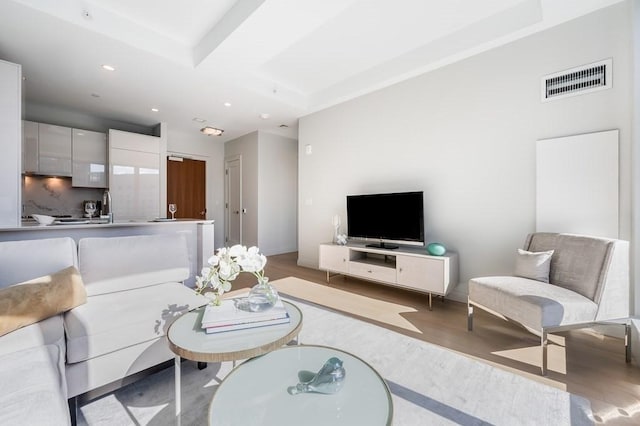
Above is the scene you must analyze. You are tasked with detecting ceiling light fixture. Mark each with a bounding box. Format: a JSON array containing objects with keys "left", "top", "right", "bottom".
[
  {"left": 192, "top": 117, "right": 206, "bottom": 123},
  {"left": 200, "top": 126, "right": 224, "bottom": 136},
  {"left": 260, "top": 113, "right": 270, "bottom": 119},
  {"left": 101, "top": 64, "right": 115, "bottom": 71},
  {"left": 224, "top": 102, "right": 231, "bottom": 107}
]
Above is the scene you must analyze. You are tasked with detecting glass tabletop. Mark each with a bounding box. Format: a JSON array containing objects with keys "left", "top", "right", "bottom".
[
  {"left": 209, "top": 345, "right": 393, "bottom": 426},
  {"left": 167, "top": 300, "right": 303, "bottom": 363}
]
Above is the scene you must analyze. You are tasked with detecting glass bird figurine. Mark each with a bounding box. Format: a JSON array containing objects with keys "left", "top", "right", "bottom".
[{"left": 289, "top": 357, "right": 346, "bottom": 395}]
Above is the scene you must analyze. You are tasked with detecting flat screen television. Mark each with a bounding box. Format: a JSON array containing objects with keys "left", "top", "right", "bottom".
[{"left": 346, "top": 191, "right": 424, "bottom": 249}]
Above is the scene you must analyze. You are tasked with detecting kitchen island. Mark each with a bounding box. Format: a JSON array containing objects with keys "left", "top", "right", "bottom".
[{"left": 0, "top": 219, "right": 214, "bottom": 286}]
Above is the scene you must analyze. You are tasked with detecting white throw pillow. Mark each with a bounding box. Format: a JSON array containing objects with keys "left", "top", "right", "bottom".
[{"left": 514, "top": 248, "right": 554, "bottom": 283}]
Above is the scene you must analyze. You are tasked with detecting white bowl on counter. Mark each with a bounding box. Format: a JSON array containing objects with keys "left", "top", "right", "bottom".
[{"left": 32, "top": 214, "right": 55, "bottom": 226}]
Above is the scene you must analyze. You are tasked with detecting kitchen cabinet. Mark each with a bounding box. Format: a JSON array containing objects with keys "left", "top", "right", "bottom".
[
  {"left": 72, "top": 128, "right": 107, "bottom": 188},
  {"left": 109, "top": 129, "right": 161, "bottom": 221},
  {"left": 22, "top": 120, "right": 38, "bottom": 173},
  {"left": 39, "top": 123, "right": 72, "bottom": 176}
]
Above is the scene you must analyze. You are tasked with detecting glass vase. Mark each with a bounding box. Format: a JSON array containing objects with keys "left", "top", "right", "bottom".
[{"left": 248, "top": 277, "right": 279, "bottom": 312}]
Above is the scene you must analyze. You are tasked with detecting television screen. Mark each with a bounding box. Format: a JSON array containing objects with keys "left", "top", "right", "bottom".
[{"left": 346, "top": 191, "right": 424, "bottom": 248}]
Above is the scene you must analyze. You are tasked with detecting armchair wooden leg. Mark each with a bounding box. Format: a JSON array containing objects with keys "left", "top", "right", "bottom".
[
  {"left": 467, "top": 299, "right": 474, "bottom": 331},
  {"left": 541, "top": 330, "right": 548, "bottom": 376}
]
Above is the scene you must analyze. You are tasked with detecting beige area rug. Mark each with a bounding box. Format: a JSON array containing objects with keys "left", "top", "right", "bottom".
[{"left": 79, "top": 277, "right": 594, "bottom": 425}]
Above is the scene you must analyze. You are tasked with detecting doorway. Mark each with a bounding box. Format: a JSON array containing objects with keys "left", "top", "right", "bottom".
[
  {"left": 225, "top": 156, "right": 242, "bottom": 245},
  {"left": 166, "top": 156, "right": 206, "bottom": 219}
]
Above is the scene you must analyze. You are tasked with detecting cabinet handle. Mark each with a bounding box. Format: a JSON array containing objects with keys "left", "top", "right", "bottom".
[
  {"left": 399, "top": 268, "right": 403, "bottom": 273},
  {"left": 367, "top": 270, "right": 373, "bottom": 273}
]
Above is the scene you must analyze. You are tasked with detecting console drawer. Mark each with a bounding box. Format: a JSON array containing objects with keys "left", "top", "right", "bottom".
[{"left": 348, "top": 261, "right": 396, "bottom": 283}]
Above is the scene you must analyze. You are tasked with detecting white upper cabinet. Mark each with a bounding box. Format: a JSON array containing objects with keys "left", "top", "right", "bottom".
[
  {"left": 109, "top": 129, "right": 161, "bottom": 221},
  {"left": 22, "top": 120, "right": 38, "bottom": 173},
  {"left": 72, "top": 128, "right": 107, "bottom": 188},
  {"left": 38, "top": 123, "right": 72, "bottom": 176}
]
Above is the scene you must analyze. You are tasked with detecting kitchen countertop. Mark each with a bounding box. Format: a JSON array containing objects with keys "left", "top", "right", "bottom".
[{"left": 4, "top": 219, "right": 214, "bottom": 231}]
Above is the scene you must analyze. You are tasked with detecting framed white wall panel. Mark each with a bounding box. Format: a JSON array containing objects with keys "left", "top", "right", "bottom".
[{"left": 536, "top": 130, "right": 619, "bottom": 238}]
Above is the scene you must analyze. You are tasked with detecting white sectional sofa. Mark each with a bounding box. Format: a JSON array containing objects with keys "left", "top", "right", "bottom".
[
  {"left": 0, "top": 237, "right": 78, "bottom": 425},
  {"left": 0, "top": 233, "right": 209, "bottom": 425}
]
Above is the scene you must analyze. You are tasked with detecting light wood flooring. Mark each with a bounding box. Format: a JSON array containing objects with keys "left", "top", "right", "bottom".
[{"left": 231, "top": 252, "right": 640, "bottom": 425}]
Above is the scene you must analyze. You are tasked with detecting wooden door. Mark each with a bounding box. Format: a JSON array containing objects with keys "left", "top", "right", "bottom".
[{"left": 167, "top": 157, "right": 206, "bottom": 219}]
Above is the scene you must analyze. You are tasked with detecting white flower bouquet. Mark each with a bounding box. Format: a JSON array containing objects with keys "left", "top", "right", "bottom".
[{"left": 195, "top": 245, "right": 267, "bottom": 306}]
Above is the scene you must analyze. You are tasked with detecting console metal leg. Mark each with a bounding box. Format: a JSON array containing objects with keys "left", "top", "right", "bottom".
[
  {"left": 541, "top": 330, "right": 548, "bottom": 376},
  {"left": 326, "top": 270, "right": 330, "bottom": 283},
  {"left": 625, "top": 322, "right": 632, "bottom": 363},
  {"left": 467, "top": 301, "right": 474, "bottom": 331},
  {"left": 428, "top": 293, "right": 432, "bottom": 311}
]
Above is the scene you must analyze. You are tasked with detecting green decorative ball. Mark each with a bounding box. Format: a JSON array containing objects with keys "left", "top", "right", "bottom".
[{"left": 427, "top": 242, "right": 446, "bottom": 256}]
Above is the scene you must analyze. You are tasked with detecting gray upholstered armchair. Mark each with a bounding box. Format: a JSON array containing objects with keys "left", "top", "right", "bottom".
[{"left": 467, "top": 232, "right": 630, "bottom": 375}]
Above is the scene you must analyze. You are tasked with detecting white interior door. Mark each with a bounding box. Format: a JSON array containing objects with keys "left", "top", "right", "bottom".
[{"left": 225, "top": 156, "right": 242, "bottom": 246}]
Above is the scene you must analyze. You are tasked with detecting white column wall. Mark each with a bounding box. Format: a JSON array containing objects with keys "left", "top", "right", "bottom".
[{"left": 258, "top": 132, "right": 298, "bottom": 255}]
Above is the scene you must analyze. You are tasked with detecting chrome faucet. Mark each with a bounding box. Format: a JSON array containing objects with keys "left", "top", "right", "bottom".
[{"left": 102, "top": 189, "right": 113, "bottom": 223}]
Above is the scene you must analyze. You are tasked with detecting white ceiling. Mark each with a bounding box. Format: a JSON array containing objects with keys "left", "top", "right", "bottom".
[{"left": 0, "top": 0, "right": 624, "bottom": 142}]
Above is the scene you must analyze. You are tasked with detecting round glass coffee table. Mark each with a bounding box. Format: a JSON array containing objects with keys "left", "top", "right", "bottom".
[
  {"left": 167, "top": 300, "right": 303, "bottom": 424},
  {"left": 208, "top": 345, "right": 393, "bottom": 425}
]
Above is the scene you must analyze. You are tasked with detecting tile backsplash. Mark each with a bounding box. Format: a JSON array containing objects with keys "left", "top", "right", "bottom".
[{"left": 23, "top": 175, "right": 104, "bottom": 218}]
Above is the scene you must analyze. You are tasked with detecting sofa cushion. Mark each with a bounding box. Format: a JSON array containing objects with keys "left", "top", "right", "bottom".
[
  {"left": 526, "top": 233, "right": 613, "bottom": 301},
  {"left": 0, "top": 237, "right": 77, "bottom": 288},
  {"left": 0, "top": 345, "right": 71, "bottom": 425},
  {"left": 78, "top": 234, "right": 191, "bottom": 296},
  {"left": 514, "top": 249, "right": 554, "bottom": 283},
  {"left": 0, "top": 266, "right": 87, "bottom": 337},
  {"left": 65, "top": 282, "right": 207, "bottom": 363},
  {"left": 469, "top": 276, "right": 598, "bottom": 330},
  {"left": 0, "top": 315, "right": 65, "bottom": 357}
]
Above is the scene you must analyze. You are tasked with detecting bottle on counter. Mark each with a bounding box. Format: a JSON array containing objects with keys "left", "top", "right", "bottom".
[{"left": 102, "top": 190, "right": 113, "bottom": 223}]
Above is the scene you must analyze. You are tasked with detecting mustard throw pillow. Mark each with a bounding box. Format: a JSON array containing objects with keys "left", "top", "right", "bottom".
[{"left": 0, "top": 266, "right": 87, "bottom": 337}]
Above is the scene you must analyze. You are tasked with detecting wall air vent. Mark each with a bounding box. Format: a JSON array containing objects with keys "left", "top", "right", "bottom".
[{"left": 541, "top": 58, "right": 612, "bottom": 102}]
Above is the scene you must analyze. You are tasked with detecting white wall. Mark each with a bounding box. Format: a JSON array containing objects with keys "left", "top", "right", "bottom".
[
  {"left": 298, "top": 2, "right": 632, "bottom": 302},
  {"left": 0, "top": 60, "right": 21, "bottom": 227},
  {"left": 166, "top": 127, "right": 226, "bottom": 250},
  {"left": 25, "top": 102, "right": 154, "bottom": 135},
  {"left": 225, "top": 131, "right": 259, "bottom": 247},
  {"left": 258, "top": 132, "right": 298, "bottom": 255}
]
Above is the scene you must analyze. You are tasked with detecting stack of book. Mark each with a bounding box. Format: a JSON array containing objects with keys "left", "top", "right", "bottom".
[{"left": 201, "top": 298, "right": 290, "bottom": 334}]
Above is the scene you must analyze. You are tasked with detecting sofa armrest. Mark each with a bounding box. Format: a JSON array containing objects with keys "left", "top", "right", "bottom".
[{"left": 594, "top": 239, "right": 630, "bottom": 320}]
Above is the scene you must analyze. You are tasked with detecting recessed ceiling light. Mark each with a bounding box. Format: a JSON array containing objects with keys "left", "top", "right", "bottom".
[
  {"left": 91, "top": 93, "right": 100, "bottom": 98},
  {"left": 192, "top": 117, "right": 206, "bottom": 123},
  {"left": 101, "top": 64, "right": 115, "bottom": 71},
  {"left": 260, "top": 113, "right": 270, "bottom": 119},
  {"left": 151, "top": 108, "right": 159, "bottom": 112},
  {"left": 224, "top": 102, "right": 231, "bottom": 107}
]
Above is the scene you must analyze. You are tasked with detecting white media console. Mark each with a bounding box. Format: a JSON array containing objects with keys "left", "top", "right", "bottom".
[{"left": 319, "top": 243, "right": 459, "bottom": 310}]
